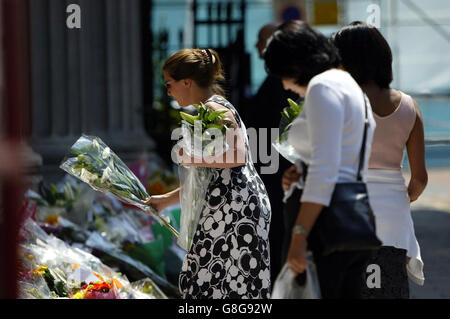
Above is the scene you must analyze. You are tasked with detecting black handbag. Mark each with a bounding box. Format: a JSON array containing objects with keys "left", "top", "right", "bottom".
[{"left": 305, "top": 93, "right": 382, "bottom": 256}]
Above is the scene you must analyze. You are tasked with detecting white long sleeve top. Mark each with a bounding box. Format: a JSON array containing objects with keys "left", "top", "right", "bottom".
[{"left": 287, "top": 69, "right": 376, "bottom": 206}]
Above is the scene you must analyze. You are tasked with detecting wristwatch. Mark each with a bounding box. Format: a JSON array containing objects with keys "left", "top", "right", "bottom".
[{"left": 292, "top": 224, "right": 309, "bottom": 237}]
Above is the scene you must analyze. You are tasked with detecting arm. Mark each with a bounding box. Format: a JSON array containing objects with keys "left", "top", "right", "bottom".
[
  {"left": 406, "top": 99, "right": 428, "bottom": 202},
  {"left": 288, "top": 202, "right": 324, "bottom": 274},
  {"left": 282, "top": 165, "right": 302, "bottom": 192},
  {"left": 288, "top": 83, "right": 344, "bottom": 206},
  {"left": 286, "top": 83, "right": 345, "bottom": 275},
  {"left": 145, "top": 187, "right": 180, "bottom": 212},
  {"left": 179, "top": 102, "right": 247, "bottom": 168}
]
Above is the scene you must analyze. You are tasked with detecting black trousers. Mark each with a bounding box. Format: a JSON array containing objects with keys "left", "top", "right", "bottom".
[
  {"left": 361, "top": 246, "right": 410, "bottom": 299},
  {"left": 282, "top": 187, "right": 373, "bottom": 299},
  {"left": 313, "top": 250, "right": 373, "bottom": 299}
]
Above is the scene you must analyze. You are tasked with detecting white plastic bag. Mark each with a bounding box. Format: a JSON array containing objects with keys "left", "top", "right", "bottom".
[
  {"left": 271, "top": 252, "right": 321, "bottom": 299},
  {"left": 177, "top": 166, "right": 213, "bottom": 251}
]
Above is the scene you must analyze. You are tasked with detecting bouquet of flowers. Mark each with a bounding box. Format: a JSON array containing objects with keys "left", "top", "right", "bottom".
[
  {"left": 178, "top": 102, "right": 234, "bottom": 158},
  {"left": 60, "top": 135, "right": 178, "bottom": 238},
  {"left": 176, "top": 103, "right": 234, "bottom": 251},
  {"left": 272, "top": 98, "right": 304, "bottom": 164},
  {"left": 70, "top": 280, "right": 120, "bottom": 299},
  {"left": 26, "top": 265, "right": 69, "bottom": 298}
]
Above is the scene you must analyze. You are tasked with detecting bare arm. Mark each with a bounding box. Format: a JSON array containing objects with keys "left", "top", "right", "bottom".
[
  {"left": 406, "top": 99, "right": 428, "bottom": 202},
  {"left": 287, "top": 202, "right": 324, "bottom": 274},
  {"left": 144, "top": 187, "right": 180, "bottom": 212}
]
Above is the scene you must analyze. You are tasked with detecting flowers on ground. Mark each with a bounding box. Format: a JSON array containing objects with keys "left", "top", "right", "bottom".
[{"left": 70, "top": 280, "right": 120, "bottom": 299}]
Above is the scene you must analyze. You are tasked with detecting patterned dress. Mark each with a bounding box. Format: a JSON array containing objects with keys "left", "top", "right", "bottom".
[{"left": 178, "top": 95, "right": 272, "bottom": 299}]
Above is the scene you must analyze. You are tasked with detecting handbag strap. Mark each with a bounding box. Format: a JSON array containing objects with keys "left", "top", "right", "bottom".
[{"left": 356, "top": 92, "right": 369, "bottom": 182}]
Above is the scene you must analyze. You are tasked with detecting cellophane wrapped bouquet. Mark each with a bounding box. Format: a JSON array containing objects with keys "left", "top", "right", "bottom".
[
  {"left": 176, "top": 103, "right": 233, "bottom": 251},
  {"left": 18, "top": 218, "right": 167, "bottom": 299},
  {"left": 272, "top": 98, "right": 304, "bottom": 165},
  {"left": 60, "top": 135, "right": 178, "bottom": 238}
]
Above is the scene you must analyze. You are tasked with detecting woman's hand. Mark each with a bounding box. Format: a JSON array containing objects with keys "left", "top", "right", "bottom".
[
  {"left": 286, "top": 234, "right": 308, "bottom": 275},
  {"left": 282, "top": 165, "right": 302, "bottom": 192},
  {"left": 408, "top": 178, "right": 427, "bottom": 202}
]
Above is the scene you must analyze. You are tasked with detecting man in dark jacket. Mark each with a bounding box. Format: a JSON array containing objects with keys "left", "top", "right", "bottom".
[{"left": 244, "top": 23, "right": 299, "bottom": 286}]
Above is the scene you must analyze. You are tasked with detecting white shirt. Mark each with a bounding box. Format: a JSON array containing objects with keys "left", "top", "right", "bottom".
[{"left": 286, "top": 69, "right": 376, "bottom": 206}]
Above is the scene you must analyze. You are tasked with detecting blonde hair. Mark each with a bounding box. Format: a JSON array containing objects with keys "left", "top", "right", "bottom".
[{"left": 163, "top": 48, "right": 226, "bottom": 96}]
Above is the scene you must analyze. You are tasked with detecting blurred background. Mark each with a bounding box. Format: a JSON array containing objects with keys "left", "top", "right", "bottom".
[{"left": 0, "top": 0, "right": 449, "bottom": 298}]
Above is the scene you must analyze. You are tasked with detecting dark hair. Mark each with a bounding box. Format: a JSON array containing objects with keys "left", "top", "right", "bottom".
[
  {"left": 331, "top": 21, "right": 393, "bottom": 89},
  {"left": 263, "top": 20, "right": 340, "bottom": 86},
  {"left": 163, "top": 48, "right": 226, "bottom": 96}
]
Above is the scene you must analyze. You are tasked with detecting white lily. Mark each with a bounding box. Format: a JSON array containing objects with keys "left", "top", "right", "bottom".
[
  {"left": 92, "top": 138, "right": 100, "bottom": 151},
  {"left": 101, "top": 167, "right": 112, "bottom": 184},
  {"left": 102, "top": 147, "right": 111, "bottom": 159},
  {"left": 80, "top": 168, "right": 97, "bottom": 183}
]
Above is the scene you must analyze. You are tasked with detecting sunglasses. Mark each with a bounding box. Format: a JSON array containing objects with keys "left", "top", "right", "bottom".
[{"left": 164, "top": 80, "right": 175, "bottom": 89}]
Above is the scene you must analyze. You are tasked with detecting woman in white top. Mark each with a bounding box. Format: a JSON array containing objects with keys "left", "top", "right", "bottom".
[
  {"left": 264, "top": 20, "right": 376, "bottom": 298},
  {"left": 332, "top": 22, "right": 427, "bottom": 298}
]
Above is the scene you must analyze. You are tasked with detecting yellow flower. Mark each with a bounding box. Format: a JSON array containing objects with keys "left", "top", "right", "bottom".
[
  {"left": 71, "top": 291, "right": 85, "bottom": 299},
  {"left": 45, "top": 215, "right": 59, "bottom": 226},
  {"left": 33, "top": 265, "right": 48, "bottom": 276}
]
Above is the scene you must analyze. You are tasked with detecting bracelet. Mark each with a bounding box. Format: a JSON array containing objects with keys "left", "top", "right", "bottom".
[{"left": 292, "top": 224, "right": 309, "bottom": 237}]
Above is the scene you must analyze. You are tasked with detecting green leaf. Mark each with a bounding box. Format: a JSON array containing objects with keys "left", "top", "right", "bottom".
[
  {"left": 208, "top": 110, "right": 228, "bottom": 122},
  {"left": 180, "top": 112, "right": 199, "bottom": 125},
  {"left": 281, "top": 109, "right": 291, "bottom": 122},
  {"left": 287, "top": 98, "right": 298, "bottom": 109}
]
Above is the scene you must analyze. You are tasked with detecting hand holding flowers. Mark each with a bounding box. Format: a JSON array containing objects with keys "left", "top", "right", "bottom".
[{"left": 60, "top": 135, "right": 179, "bottom": 237}]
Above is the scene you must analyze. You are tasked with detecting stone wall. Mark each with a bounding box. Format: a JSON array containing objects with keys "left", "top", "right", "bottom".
[{"left": 29, "top": 0, "right": 156, "bottom": 181}]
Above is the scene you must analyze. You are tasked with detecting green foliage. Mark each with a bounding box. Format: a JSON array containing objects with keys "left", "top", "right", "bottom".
[
  {"left": 278, "top": 98, "right": 304, "bottom": 143},
  {"left": 180, "top": 103, "right": 234, "bottom": 134}
]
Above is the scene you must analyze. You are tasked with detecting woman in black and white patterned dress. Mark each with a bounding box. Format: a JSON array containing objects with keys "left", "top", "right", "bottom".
[{"left": 147, "top": 48, "right": 272, "bottom": 299}]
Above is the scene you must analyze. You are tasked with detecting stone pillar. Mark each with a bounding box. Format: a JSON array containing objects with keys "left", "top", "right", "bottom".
[{"left": 29, "top": 0, "right": 156, "bottom": 181}]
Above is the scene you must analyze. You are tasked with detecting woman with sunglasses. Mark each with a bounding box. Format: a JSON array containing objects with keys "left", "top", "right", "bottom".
[{"left": 147, "top": 48, "right": 272, "bottom": 299}]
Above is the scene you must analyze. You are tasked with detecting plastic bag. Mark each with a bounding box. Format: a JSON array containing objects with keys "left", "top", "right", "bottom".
[
  {"left": 120, "top": 278, "right": 168, "bottom": 299},
  {"left": 271, "top": 252, "right": 321, "bottom": 299},
  {"left": 272, "top": 137, "right": 303, "bottom": 166},
  {"left": 177, "top": 166, "right": 213, "bottom": 251}
]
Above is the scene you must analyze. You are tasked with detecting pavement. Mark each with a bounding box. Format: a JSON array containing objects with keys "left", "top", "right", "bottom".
[{"left": 404, "top": 168, "right": 450, "bottom": 299}]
